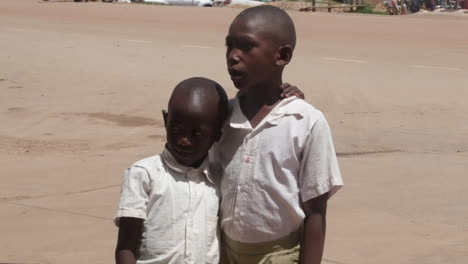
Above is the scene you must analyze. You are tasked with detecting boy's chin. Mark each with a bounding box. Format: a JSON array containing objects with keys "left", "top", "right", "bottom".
[
  {"left": 233, "top": 82, "right": 248, "bottom": 93},
  {"left": 232, "top": 78, "right": 248, "bottom": 90},
  {"left": 232, "top": 81, "right": 243, "bottom": 90},
  {"left": 173, "top": 154, "right": 204, "bottom": 168}
]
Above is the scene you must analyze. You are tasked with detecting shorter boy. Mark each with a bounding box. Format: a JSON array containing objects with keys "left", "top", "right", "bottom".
[{"left": 114, "top": 77, "right": 229, "bottom": 264}]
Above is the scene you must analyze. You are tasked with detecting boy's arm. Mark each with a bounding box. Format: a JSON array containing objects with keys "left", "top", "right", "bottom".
[
  {"left": 115, "top": 217, "right": 144, "bottom": 264},
  {"left": 114, "top": 164, "right": 151, "bottom": 264},
  {"left": 300, "top": 192, "right": 329, "bottom": 264},
  {"left": 299, "top": 114, "right": 343, "bottom": 263}
]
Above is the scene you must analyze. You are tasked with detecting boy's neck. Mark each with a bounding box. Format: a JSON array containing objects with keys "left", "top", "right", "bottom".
[{"left": 240, "top": 80, "right": 282, "bottom": 128}]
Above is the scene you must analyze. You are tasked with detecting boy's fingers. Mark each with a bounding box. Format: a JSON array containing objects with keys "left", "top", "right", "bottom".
[
  {"left": 281, "top": 87, "right": 293, "bottom": 98},
  {"left": 280, "top": 82, "right": 291, "bottom": 90},
  {"left": 282, "top": 87, "right": 292, "bottom": 93},
  {"left": 295, "top": 92, "right": 305, "bottom": 100},
  {"left": 281, "top": 83, "right": 303, "bottom": 99}
]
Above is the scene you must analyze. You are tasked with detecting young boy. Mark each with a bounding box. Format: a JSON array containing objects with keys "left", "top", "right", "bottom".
[
  {"left": 114, "top": 77, "right": 229, "bottom": 264},
  {"left": 214, "top": 6, "right": 343, "bottom": 264}
]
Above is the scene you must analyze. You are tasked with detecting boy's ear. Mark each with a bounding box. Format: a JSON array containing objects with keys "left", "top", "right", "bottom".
[
  {"left": 162, "top": 110, "right": 168, "bottom": 128},
  {"left": 275, "top": 45, "right": 293, "bottom": 66}
]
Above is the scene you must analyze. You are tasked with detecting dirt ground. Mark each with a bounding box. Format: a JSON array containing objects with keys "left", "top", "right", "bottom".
[{"left": 1, "top": 0, "right": 467, "bottom": 263}]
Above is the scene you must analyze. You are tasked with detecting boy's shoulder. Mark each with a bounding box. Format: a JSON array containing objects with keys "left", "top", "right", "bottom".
[
  {"left": 280, "top": 97, "right": 325, "bottom": 122},
  {"left": 130, "top": 154, "right": 165, "bottom": 174}
]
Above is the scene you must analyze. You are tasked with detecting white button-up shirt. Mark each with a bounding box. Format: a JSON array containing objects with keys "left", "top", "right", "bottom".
[
  {"left": 115, "top": 148, "right": 220, "bottom": 264},
  {"left": 212, "top": 96, "right": 343, "bottom": 243}
]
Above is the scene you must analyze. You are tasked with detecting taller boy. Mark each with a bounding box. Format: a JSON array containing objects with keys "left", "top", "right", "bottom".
[{"left": 215, "top": 6, "right": 343, "bottom": 264}]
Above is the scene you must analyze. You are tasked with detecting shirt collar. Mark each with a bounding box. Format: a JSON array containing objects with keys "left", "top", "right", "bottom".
[
  {"left": 161, "top": 148, "right": 214, "bottom": 184},
  {"left": 229, "top": 94, "right": 305, "bottom": 129}
]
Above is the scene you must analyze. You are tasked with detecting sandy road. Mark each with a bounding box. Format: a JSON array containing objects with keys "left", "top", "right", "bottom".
[{"left": 1, "top": 1, "right": 467, "bottom": 263}]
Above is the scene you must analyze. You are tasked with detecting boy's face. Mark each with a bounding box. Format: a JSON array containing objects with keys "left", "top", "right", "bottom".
[
  {"left": 225, "top": 16, "right": 280, "bottom": 91},
  {"left": 163, "top": 90, "right": 222, "bottom": 167}
]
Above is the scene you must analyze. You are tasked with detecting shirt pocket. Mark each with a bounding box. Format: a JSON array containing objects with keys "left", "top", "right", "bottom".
[{"left": 205, "top": 215, "right": 220, "bottom": 264}]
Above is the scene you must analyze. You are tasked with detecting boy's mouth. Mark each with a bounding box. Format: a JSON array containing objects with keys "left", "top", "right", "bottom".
[
  {"left": 228, "top": 68, "right": 243, "bottom": 81},
  {"left": 173, "top": 147, "right": 194, "bottom": 156}
]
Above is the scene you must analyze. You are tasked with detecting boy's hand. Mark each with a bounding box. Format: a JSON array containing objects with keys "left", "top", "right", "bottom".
[{"left": 280, "top": 83, "right": 305, "bottom": 100}]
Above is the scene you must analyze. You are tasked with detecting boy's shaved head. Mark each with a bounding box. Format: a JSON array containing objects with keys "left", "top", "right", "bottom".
[
  {"left": 168, "top": 77, "right": 228, "bottom": 124},
  {"left": 235, "top": 5, "right": 296, "bottom": 49}
]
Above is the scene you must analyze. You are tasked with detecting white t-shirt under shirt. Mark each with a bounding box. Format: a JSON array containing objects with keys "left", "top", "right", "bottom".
[
  {"left": 115, "top": 148, "right": 220, "bottom": 264},
  {"left": 212, "top": 96, "right": 343, "bottom": 243}
]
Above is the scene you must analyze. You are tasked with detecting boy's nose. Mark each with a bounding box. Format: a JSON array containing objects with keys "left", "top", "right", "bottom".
[
  {"left": 227, "top": 49, "right": 240, "bottom": 65},
  {"left": 177, "top": 137, "right": 192, "bottom": 147}
]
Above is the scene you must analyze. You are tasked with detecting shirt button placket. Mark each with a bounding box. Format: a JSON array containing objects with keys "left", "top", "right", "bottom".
[
  {"left": 238, "top": 135, "right": 252, "bottom": 226},
  {"left": 248, "top": 136, "right": 258, "bottom": 179},
  {"left": 186, "top": 172, "right": 194, "bottom": 263}
]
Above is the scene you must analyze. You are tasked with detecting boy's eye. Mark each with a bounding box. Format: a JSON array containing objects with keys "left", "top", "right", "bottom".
[
  {"left": 193, "top": 130, "right": 207, "bottom": 137},
  {"left": 240, "top": 43, "right": 254, "bottom": 51},
  {"left": 225, "top": 40, "right": 233, "bottom": 49},
  {"left": 171, "top": 127, "right": 183, "bottom": 134},
  {"left": 225, "top": 40, "right": 254, "bottom": 52},
  {"left": 225, "top": 44, "right": 233, "bottom": 54}
]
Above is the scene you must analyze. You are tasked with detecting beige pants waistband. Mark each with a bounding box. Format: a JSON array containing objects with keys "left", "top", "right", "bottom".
[{"left": 222, "top": 230, "right": 300, "bottom": 256}]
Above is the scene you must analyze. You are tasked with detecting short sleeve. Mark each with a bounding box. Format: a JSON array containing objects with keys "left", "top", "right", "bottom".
[
  {"left": 114, "top": 165, "right": 151, "bottom": 226},
  {"left": 299, "top": 113, "right": 343, "bottom": 203}
]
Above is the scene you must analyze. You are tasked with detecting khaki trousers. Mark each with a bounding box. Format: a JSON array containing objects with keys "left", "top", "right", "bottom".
[{"left": 220, "top": 230, "right": 300, "bottom": 264}]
